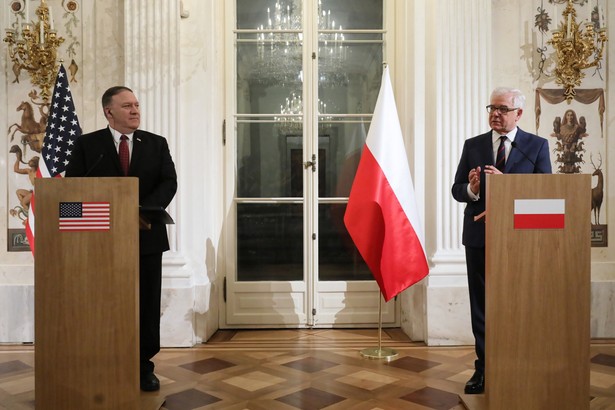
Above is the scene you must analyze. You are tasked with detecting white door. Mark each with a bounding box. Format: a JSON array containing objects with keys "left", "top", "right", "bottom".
[{"left": 223, "top": 0, "right": 397, "bottom": 327}]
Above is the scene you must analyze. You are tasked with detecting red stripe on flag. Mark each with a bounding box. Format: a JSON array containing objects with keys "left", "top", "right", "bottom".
[
  {"left": 514, "top": 213, "right": 565, "bottom": 229},
  {"left": 344, "top": 148, "right": 428, "bottom": 301},
  {"left": 25, "top": 193, "right": 36, "bottom": 253}
]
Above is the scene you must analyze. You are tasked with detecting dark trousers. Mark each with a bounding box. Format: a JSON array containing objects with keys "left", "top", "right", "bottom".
[
  {"left": 465, "top": 246, "right": 485, "bottom": 373},
  {"left": 139, "top": 252, "right": 163, "bottom": 374}
]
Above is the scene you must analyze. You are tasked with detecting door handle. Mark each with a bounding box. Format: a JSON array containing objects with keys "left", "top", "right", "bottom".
[{"left": 304, "top": 154, "right": 317, "bottom": 172}]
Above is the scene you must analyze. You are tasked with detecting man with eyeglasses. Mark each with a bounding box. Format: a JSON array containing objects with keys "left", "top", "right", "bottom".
[{"left": 451, "top": 87, "right": 552, "bottom": 394}]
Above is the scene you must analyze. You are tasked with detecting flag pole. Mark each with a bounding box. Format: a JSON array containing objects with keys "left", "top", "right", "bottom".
[{"left": 360, "top": 292, "right": 398, "bottom": 361}]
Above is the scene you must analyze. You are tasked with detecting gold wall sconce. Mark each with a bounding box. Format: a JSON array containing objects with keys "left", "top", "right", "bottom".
[
  {"left": 548, "top": 0, "right": 607, "bottom": 103},
  {"left": 4, "top": 0, "right": 64, "bottom": 102}
]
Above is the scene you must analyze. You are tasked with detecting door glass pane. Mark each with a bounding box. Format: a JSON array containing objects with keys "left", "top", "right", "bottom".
[
  {"left": 235, "top": 0, "right": 305, "bottom": 283},
  {"left": 237, "top": 36, "right": 303, "bottom": 109},
  {"left": 237, "top": 0, "right": 302, "bottom": 30},
  {"left": 318, "top": 40, "right": 383, "bottom": 115},
  {"left": 318, "top": 203, "right": 371, "bottom": 281},
  {"left": 234, "top": 0, "right": 386, "bottom": 286},
  {"left": 317, "top": 0, "right": 384, "bottom": 281},
  {"left": 318, "top": 119, "right": 368, "bottom": 198},
  {"left": 237, "top": 123, "right": 304, "bottom": 198},
  {"left": 318, "top": 0, "right": 383, "bottom": 30},
  {"left": 317, "top": 0, "right": 383, "bottom": 196},
  {"left": 237, "top": 203, "right": 303, "bottom": 281},
  {"left": 237, "top": 0, "right": 303, "bottom": 105}
]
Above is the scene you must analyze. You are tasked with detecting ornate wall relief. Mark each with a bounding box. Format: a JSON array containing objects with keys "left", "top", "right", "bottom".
[
  {"left": 4, "top": 0, "right": 82, "bottom": 251},
  {"left": 528, "top": 0, "right": 608, "bottom": 246}
]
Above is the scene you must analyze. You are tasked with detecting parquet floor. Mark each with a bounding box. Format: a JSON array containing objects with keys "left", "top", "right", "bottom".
[{"left": 1, "top": 329, "right": 615, "bottom": 409}]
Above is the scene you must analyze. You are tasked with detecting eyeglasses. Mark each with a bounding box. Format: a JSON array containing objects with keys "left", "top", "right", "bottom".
[{"left": 486, "top": 105, "right": 519, "bottom": 114}]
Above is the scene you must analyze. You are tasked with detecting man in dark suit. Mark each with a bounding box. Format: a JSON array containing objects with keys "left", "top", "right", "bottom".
[
  {"left": 65, "top": 86, "right": 177, "bottom": 392},
  {"left": 451, "top": 87, "right": 551, "bottom": 394}
]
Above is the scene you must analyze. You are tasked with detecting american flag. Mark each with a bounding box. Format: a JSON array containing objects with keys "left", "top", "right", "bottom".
[
  {"left": 25, "top": 65, "right": 81, "bottom": 252},
  {"left": 59, "top": 202, "right": 111, "bottom": 231}
]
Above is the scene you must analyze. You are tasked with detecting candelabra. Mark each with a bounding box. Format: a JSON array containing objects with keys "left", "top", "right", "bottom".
[
  {"left": 4, "top": 0, "right": 64, "bottom": 101},
  {"left": 548, "top": 0, "right": 607, "bottom": 103},
  {"left": 252, "top": 0, "right": 348, "bottom": 87},
  {"left": 274, "top": 91, "right": 333, "bottom": 135}
]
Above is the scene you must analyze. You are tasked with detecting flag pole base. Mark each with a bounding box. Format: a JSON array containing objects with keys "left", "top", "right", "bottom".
[
  {"left": 360, "top": 347, "right": 398, "bottom": 361},
  {"left": 359, "top": 293, "right": 398, "bottom": 361}
]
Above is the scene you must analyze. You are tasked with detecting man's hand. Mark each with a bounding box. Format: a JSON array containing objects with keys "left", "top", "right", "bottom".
[
  {"left": 483, "top": 165, "right": 503, "bottom": 175},
  {"left": 469, "top": 166, "right": 481, "bottom": 195}
]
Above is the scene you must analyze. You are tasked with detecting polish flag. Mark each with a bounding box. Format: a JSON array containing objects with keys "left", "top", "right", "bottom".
[
  {"left": 514, "top": 199, "right": 565, "bottom": 229},
  {"left": 344, "top": 67, "right": 429, "bottom": 302}
]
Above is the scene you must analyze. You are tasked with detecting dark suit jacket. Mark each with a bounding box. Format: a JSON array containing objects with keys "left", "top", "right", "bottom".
[
  {"left": 65, "top": 128, "right": 178, "bottom": 255},
  {"left": 451, "top": 127, "right": 552, "bottom": 248}
]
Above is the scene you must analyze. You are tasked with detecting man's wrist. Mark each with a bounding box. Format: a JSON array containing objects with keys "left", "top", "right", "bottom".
[{"left": 467, "top": 184, "right": 480, "bottom": 201}]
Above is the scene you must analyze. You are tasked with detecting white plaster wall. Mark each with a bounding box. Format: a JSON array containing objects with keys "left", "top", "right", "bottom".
[
  {"left": 0, "top": 285, "right": 34, "bottom": 342},
  {"left": 175, "top": 0, "right": 225, "bottom": 344}
]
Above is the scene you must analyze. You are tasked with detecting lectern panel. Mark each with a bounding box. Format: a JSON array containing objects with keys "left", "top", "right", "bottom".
[
  {"left": 34, "top": 177, "right": 139, "bottom": 409},
  {"left": 484, "top": 174, "right": 590, "bottom": 410}
]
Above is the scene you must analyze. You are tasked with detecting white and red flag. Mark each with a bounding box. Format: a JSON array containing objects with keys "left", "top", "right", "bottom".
[
  {"left": 344, "top": 66, "right": 429, "bottom": 302},
  {"left": 514, "top": 199, "right": 565, "bottom": 229}
]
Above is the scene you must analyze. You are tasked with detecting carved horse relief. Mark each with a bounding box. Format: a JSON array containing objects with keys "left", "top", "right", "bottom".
[
  {"left": 7, "top": 99, "right": 48, "bottom": 154},
  {"left": 7, "top": 93, "right": 48, "bottom": 229}
]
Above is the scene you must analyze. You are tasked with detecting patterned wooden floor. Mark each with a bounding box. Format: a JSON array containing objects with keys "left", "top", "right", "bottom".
[{"left": 1, "top": 329, "right": 615, "bottom": 409}]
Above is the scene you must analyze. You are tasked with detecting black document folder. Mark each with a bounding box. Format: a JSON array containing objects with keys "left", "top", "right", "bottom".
[{"left": 139, "top": 206, "right": 175, "bottom": 225}]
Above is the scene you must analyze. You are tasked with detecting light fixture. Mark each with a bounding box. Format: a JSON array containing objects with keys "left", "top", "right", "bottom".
[
  {"left": 4, "top": 0, "right": 64, "bottom": 102},
  {"left": 274, "top": 90, "right": 333, "bottom": 135},
  {"left": 548, "top": 0, "right": 607, "bottom": 103},
  {"left": 251, "top": 0, "right": 348, "bottom": 87}
]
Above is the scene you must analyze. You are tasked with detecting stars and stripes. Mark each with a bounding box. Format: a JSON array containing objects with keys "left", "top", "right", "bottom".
[
  {"left": 25, "top": 65, "right": 81, "bottom": 252},
  {"left": 59, "top": 202, "right": 111, "bottom": 231},
  {"left": 40, "top": 65, "right": 80, "bottom": 178}
]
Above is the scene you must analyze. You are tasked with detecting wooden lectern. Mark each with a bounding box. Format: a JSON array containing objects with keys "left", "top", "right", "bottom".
[
  {"left": 461, "top": 174, "right": 591, "bottom": 410},
  {"left": 34, "top": 177, "right": 140, "bottom": 409}
]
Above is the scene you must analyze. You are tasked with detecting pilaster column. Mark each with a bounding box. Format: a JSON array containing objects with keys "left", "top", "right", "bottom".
[
  {"left": 431, "top": 0, "right": 491, "bottom": 283},
  {"left": 426, "top": 0, "right": 491, "bottom": 345},
  {"left": 123, "top": 1, "right": 194, "bottom": 347},
  {"left": 124, "top": 0, "right": 180, "bottom": 251}
]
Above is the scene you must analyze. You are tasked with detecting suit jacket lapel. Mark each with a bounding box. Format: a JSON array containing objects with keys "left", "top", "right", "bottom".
[
  {"left": 505, "top": 129, "right": 528, "bottom": 173},
  {"left": 101, "top": 128, "right": 124, "bottom": 175},
  {"left": 480, "top": 132, "right": 495, "bottom": 166},
  {"left": 129, "top": 130, "right": 144, "bottom": 174}
]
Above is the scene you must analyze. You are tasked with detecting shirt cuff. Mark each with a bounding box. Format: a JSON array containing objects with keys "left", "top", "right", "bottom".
[{"left": 467, "top": 184, "right": 480, "bottom": 201}]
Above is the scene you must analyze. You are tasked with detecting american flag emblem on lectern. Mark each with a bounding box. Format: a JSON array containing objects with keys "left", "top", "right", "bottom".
[{"left": 59, "top": 202, "right": 111, "bottom": 231}]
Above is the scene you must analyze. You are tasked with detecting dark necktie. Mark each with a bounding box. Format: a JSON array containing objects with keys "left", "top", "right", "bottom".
[
  {"left": 119, "top": 135, "right": 130, "bottom": 175},
  {"left": 495, "top": 136, "right": 506, "bottom": 173}
]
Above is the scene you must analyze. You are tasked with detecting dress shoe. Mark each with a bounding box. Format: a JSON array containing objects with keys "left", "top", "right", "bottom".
[
  {"left": 464, "top": 370, "right": 484, "bottom": 394},
  {"left": 140, "top": 372, "right": 160, "bottom": 392}
]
